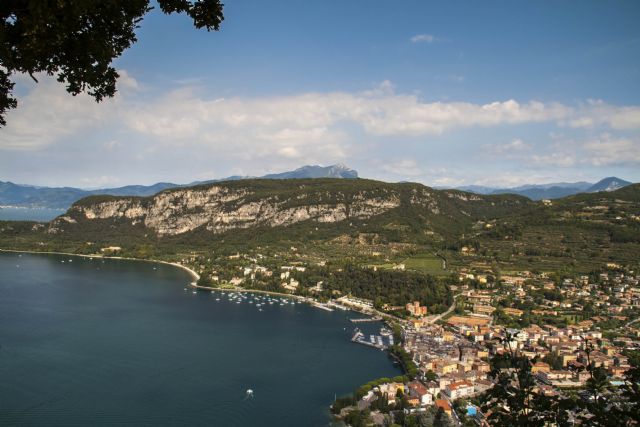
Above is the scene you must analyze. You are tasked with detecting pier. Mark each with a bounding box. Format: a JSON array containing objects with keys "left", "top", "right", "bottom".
[
  {"left": 350, "top": 317, "right": 382, "bottom": 323},
  {"left": 312, "top": 302, "right": 334, "bottom": 312}
]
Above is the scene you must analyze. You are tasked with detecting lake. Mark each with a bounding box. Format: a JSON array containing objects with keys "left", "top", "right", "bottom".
[
  {"left": 0, "top": 208, "right": 66, "bottom": 222},
  {"left": 0, "top": 252, "right": 400, "bottom": 426}
]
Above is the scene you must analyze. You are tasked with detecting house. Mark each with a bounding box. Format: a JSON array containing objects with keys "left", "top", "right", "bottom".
[
  {"left": 445, "top": 380, "right": 475, "bottom": 399},
  {"left": 435, "top": 360, "right": 458, "bottom": 375},
  {"left": 406, "top": 397, "right": 421, "bottom": 407},
  {"left": 407, "top": 381, "right": 433, "bottom": 406},
  {"left": 379, "top": 382, "right": 405, "bottom": 405},
  {"left": 473, "top": 304, "right": 496, "bottom": 316},
  {"left": 406, "top": 301, "right": 428, "bottom": 317},
  {"left": 425, "top": 381, "right": 440, "bottom": 396},
  {"left": 447, "top": 316, "right": 491, "bottom": 328},
  {"left": 472, "top": 361, "right": 491, "bottom": 373},
  {"left": 531, "top": 362, "right": 551, "bottom": 374},
  {"left": 504, "top": 307, "right": 524, "bottom": 317},
  {"left": 435, "top": 399, "right": 452, "bottom": 416}
]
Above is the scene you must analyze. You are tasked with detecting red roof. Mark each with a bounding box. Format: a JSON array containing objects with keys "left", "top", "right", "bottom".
[{"left": 435, "top": 399, "right": 452, "bottom": 412}]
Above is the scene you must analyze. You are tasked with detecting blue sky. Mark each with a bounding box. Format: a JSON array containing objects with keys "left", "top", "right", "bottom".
[{"left": 1, "top": 0, "right": 639, "bottom": 188}]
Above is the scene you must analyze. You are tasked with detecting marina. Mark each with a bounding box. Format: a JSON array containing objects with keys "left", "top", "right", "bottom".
[{"left": 351, "top": 327, "right": 394, "bottom": 350}]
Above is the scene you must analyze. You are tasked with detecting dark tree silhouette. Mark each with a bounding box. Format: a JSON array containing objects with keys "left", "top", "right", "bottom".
[{"left": 0, "top": 0, "right": 224, "bottom": 125}]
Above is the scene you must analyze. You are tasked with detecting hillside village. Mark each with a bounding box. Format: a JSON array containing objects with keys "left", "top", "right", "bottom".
[{"left": 169, "top": 246, "right": 640, "bottom": 426}]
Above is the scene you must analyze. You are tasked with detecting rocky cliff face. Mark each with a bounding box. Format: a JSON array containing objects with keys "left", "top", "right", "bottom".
[{"left": 58, "top": 184, "right": 404, "bottom": 236}]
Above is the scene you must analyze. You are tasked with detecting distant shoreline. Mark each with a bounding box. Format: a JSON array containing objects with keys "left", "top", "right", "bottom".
[
  {"left": 0, "top": 248, "right": 389, "bottom": 319},
  {"left": 0, "top": 248, "right": 343, "bottom": 313},
  {"left": 0, "top": 248, "right": 200, "bottom": 284}
]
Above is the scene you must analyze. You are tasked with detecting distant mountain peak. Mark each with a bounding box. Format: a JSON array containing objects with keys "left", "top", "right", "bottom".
[
  {"left": 588, "top": 177, "right": 631, "bottom": 193},
  {"left": 262, "top": 164, "right": 358, "bottom": 180}
]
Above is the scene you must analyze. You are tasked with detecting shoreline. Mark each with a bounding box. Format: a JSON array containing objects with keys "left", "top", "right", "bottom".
[
  {"left": 0, "top": 248, "right": 396, "bottom": 322},
  {"left": 0, "top": 248, "right": 200, "bottom": 284},
  {"left": 0, "top": 248, "right": 357, "bottom": 316}
]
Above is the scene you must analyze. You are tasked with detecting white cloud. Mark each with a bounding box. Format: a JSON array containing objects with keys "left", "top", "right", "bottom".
[
  {"left": 121, "top": 85, "right": 584, "bottom": 159},
  {"left": 526, "top": 134, "right": 640, "bottom": 168},
  {"left": 381, "top": 159, "right": 424, "bottom": 177},
  {"left": 567, "top": 100, "right": 640, "bottom": 130},
  {"left": 1, "top": 71, "right": 137, "bottom": 150},
  {"left": 411, "top": 34, "right": 440, "bottom": 43},
  {"left": 2, "top": 73, "right": 640, "bottom": 188},
  {"left": 485, "top": 138, "right": 532, "bottom": 154},
  {"left": 530, "top": 152, "right": 577, "bottom": 167},
  {"left": 582, "top": 134, "right": 640, "bottom": 166}
]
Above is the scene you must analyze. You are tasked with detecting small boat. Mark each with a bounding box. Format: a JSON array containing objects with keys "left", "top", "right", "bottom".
[{"left": 380, "top": 327, "right": 392, "bottom": 337}]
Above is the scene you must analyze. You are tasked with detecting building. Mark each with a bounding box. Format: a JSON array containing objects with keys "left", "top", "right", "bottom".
[
  {"left": 531, "top": 362, "right": 551, "bottom": 374},
  {"left": 379, "top": 382, "right": 405, "bottom": 405},
  {"left": 473, "top": 304, "right": 496, "bottom": 316},
  {"left": 503, "top": 307, "right": 524, "bottom": 317},
  {"left": 407, "top": 381, "right": 433, "bottom": 406},
  {"left": 447, "top": 316, "right": 491, "bottom": 328},
  {"left": 435, "top": 399, "right": 452, "bottom": 416},
  {"left": 445, "top": 380, "right": 475, "bottom": 399},
  {"left": 406, "top": 301, "right": 428, "bottom": 317}
]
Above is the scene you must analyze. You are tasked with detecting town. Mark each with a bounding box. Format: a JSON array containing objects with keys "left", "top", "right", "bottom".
[{"left": 174, "top": 247, "right": 640, "bottom": 426}]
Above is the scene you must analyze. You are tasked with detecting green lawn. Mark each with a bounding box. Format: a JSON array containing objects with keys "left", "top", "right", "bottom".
[{"left": 402, "top": 253, "right": 447, "bottom": 275}]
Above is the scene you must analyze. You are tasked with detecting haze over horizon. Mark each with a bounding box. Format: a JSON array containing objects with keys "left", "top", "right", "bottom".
[{"left": 1, "top": 0, "right": 639, "bottom": 188}]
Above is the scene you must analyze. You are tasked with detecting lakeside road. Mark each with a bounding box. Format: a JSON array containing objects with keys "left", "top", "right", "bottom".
[
  {"left": 424, "top": 293, "right": 461, "bottom": 324},
  {"left": 0, "top": 248, "right": 201, "bottom": 283}
]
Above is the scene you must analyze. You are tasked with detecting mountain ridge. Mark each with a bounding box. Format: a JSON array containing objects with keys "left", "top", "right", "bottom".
[
  {"left": 449, "top": 176, "right": 632, "bottom": 200},
  {"left": 0, "top": 164, "right": 359, "bottom": 209}
]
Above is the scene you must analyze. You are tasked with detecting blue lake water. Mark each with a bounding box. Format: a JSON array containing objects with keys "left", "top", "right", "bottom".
[
  {"left": 0, "top": 208, "right": 65, "bottom": 222},
  {"left": 0, "top": 252, "right": 400, "bottom": 426}
]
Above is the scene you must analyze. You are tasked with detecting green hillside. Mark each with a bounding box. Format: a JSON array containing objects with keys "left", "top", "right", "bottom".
[{"left": 1, "top": 179, "right": 638, "bottom": 274}]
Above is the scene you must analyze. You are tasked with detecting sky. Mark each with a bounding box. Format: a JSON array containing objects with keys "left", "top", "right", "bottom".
[{"left": 1, "top": 0, "right": 640, "bottom": 188}]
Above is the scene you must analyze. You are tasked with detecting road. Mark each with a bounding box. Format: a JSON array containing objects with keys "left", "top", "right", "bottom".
[
  {"left": 625, "top": 317, "right": 640, "bottom": 328},
  {"left": 425, "top": 294, "right": 461, "bottom": 324}
]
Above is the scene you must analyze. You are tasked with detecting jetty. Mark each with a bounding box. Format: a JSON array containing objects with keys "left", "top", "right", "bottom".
[
  {"left": 350, "top": 317, "right": 382, "bottom": 323},
  {"left": 312, "top": 302, "right": 334, "bottom": 312}
]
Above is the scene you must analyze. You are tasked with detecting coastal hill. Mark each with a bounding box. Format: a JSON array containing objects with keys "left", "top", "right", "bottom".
[
  {"left": 51, "top": 178, "right": 532, "bottom": 241},
  {"left": 3, "top": 178, "right": 638, "bottom": 273}
]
